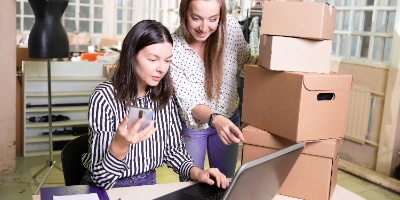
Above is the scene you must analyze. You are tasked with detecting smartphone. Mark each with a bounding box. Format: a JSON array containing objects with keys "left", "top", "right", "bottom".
[{"left": 128, "top": 106, "right": 154, "bottom": 131}]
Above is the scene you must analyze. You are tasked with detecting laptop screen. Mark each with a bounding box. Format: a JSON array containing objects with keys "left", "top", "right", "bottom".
[
  {"left": 155, "top": 142, "right": 305, "bottom": 200},
  {"left": 223, "top": 142, "right": 305, "bottom": 200}
]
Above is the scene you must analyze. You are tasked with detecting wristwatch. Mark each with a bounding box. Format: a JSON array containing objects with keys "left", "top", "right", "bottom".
[{"left": 208, "top": 113, "right": 220, "bottom": 128}]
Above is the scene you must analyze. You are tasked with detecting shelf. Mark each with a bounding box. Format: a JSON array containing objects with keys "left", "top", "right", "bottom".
[
  {"left": 26, "top": 106, "right": 88, "bottom": 113},
  {"left": 24, "top": 150, "right": 62, "bottom": 157},
  {"left": 25, "top": 134, "right": 82, "bottom": 143},
  {"left": 26, "top": 90, "right": 93, "bottom": 97},
  {"left": 23, "top": 61, "right": 106, "bottom": 157},
  {"left": 26, "top": 119, "right": 88, "bottom": 128},
  {"left": 26, "top": 76, "right": 106, "bottom": 81}
]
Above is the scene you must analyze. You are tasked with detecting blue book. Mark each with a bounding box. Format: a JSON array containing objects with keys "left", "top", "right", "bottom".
[{"left": 40, "top": 185, "right": 110, "bottom": 200}]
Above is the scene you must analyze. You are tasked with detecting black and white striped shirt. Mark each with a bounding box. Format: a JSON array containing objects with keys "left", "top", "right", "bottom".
[{"left": 82, "top": 81, "right": 194, "bottom": 189}]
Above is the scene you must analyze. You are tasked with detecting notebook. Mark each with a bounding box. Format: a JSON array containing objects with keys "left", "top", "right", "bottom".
[
  {"left": 40, "top": 185, "right": 110, "bottom": 200},
  {"left": 155, "top": 142, "right": 305, "bottom": 200}
]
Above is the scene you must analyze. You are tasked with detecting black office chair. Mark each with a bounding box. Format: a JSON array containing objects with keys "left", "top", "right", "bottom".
[{"left": 61, "top": 134, "right": 89, "bottom": 186}]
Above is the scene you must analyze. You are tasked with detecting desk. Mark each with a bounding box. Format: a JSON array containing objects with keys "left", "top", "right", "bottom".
[{"left": 33, "top": 182, "right": 365, "bottom": 200}]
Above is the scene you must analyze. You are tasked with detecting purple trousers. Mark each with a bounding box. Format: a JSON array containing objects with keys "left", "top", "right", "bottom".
[{"left": 180, "top": 110, "right": 240, "bottom": 181}]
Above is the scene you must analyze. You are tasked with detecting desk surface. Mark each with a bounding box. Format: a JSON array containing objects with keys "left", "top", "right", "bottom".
[{"left": 33, "top": 182, "right": 365, "bottom": 200}]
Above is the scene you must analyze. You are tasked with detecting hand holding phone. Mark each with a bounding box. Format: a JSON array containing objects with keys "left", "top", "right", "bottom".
[{"left": 129, "top": 106, "right": 154, "bottom": 131}]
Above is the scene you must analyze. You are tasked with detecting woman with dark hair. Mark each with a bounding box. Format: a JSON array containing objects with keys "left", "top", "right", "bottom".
[
  {"left": 170, "top": 0, "right": 252, "bottom": 180},
  {"left": 81, "top": 20, "right": 229, "bottom": 190}
]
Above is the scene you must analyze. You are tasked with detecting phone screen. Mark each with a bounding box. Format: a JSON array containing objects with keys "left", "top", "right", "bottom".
[{"left": 128, "top": 106, "right": 154, "bottom": 131}]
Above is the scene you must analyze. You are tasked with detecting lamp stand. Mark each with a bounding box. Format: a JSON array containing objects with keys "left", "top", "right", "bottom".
[{"left": 33, "top": 59, "right": 63, "bottom": 195}]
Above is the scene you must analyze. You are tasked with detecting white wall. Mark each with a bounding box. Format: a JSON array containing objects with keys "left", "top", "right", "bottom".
[{"left": 0, "top": 1, "right": 17, "bottom": 174}]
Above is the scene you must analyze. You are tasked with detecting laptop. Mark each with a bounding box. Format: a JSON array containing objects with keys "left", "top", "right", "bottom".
[{"left": 155, "top": 142, "right": 305, "bottom": 200}]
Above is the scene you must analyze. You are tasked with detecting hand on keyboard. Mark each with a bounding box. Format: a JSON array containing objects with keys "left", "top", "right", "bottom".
[
  {"left": 190, "top": 166, "right": 230, "bottom": 189},
  {"left": 195, "top": 168, "right": 229, "bottom": 189}
]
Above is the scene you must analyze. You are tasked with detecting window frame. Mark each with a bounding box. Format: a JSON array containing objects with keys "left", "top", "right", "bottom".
[
  {"left": 17, "top": 0, "right": 181, "bottom": 39},
  {"left": 331, "top": 0, "right": 397, "bottom": 68}
]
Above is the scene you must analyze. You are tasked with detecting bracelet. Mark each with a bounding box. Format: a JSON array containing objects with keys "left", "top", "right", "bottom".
[
  {"left": 208, "top": 113, "right": 221, "bottom": 128},
  {"left": 108, "top": 145, "right": 129, "bottom": 157}
]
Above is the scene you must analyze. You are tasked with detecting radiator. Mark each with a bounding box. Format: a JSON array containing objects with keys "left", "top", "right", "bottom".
[{"left": 345, "top": 85, "right": 372, "bottom": 144}]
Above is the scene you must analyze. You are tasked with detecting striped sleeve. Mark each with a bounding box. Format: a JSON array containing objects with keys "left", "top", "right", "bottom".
[
  {"left": 86, "top": 83, "right": 130, "bottom": 189},
  {"left": 163, "top": 96, "right": 194, "bottom": 180}
]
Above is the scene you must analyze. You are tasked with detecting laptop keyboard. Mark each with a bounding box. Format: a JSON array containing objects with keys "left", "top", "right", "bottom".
[
  {"left": 196, "top": 186, "right": 226, "bottom": 200},
  {"left": 153, "top": 182, "right": 228, "bottom": 200},
  {"left": 199, "top": 188, "right": 225, "bottom": 200}
]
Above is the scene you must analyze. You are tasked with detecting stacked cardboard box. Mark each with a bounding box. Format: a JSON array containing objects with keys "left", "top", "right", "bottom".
[
  {"left": 242, "top": 126, "right": 341, "bottom": 200},
  {"left": 242, "top": 66, "right": 352, "bottom": 142},
  {"left": 257, "top": 1, "right": 336, "bottom": 74},
  {"left": 241, "top": 1, "right": 353, "bottom": 200}
]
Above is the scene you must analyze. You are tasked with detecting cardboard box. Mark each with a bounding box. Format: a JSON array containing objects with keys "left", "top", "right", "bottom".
[
  {"left": 258, "top": 35, "right": 332, "bottom": 74},
  {"left": 242, "top": 125, "right": 341, "bottom": 200},
  {"left": 261, "top": 1, "right": 336, "bottom": 40},
  {"left": 242, "top": 65, "right": 352, "bottom": 142},
  {"left": 16, "top": 46, "right": 45, "bottom": 67},
  {"left": 103, "top": 64, "right": 116, "bottom": 80}
]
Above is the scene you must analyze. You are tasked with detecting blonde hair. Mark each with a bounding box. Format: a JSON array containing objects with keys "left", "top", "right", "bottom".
[{"left": 179, "top": 0, "right": 227, "bottom": 101}]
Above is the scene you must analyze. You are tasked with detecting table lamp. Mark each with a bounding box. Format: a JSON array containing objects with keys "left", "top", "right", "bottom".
[{"left": 27, "top": 0, "right": 69, "bottom": 195}]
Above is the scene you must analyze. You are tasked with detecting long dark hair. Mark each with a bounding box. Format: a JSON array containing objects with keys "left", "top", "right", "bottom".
[
  {"left": 179, "top": 0, "right": 227, "bottom": 101},
  {"left": 112, "top": 20, "right": 174, "bottom": 110}
]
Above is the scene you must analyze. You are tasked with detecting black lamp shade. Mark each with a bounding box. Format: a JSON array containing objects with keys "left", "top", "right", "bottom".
[{"left": 28, "top": 0, "right": 70, "bottom": 59}]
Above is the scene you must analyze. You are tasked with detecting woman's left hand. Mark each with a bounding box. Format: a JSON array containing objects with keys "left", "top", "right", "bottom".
[
  {"left": 191, "top": 105, "right": 245, "bottom": 145},
  {"left": 212, "top": 115, "right": 245, "bottom": 145}
]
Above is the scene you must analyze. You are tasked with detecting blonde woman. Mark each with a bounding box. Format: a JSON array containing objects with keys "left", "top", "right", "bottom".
[{"left": 171, "top": 0, "right": 251, "bottom": 180}]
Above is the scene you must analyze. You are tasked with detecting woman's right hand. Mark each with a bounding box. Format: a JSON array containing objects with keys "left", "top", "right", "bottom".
[
  {"left": 110, "top": 116, "right": 156, "bottom": 158},
  {"left": 190, "top": 167, "right": 229, "bottom": 189}
]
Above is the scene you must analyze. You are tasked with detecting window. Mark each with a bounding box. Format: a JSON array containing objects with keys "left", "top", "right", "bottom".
[
  {"left": 17, "top": 0, "right": 105, "bottom": 35},
  {"left": 64, "top": 0, "right": 105, "bottom": 34},
  {"left": 16, "top": 0, "right": 180, "bottom": 38},
  {"left": 115, "top": 0, "right": 180, "bottom": 37},
  {"left": 115, "top": 0, "right": 135, "bottom": 36},
  {"left": 16, "top": 0, "right": 34, "bottom": 32},
  {"left": 329, "top": 0, "right": 397, "bottom": 63}
]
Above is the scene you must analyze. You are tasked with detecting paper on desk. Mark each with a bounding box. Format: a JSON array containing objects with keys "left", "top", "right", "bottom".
[{"left": 53, "top": 193, "right": 99, "bottom": 200}]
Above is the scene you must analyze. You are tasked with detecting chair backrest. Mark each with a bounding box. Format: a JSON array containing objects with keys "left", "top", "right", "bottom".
[{"left": 61, "top": 134, "right": 89, "bottom": 186}]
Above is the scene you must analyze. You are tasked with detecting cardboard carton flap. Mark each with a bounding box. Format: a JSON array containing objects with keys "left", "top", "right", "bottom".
[
  {"left": 243, "top": 126, "right": 341, "bottom": 158},
  {"left": 302, "top": 73, "right": 353, "bottom": 91}
]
